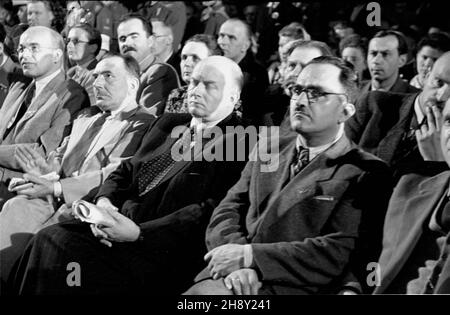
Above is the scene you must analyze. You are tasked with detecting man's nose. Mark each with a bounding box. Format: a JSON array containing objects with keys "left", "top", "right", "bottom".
[{"left": 93, "top": 75, "right": 105, "bottom": 88}]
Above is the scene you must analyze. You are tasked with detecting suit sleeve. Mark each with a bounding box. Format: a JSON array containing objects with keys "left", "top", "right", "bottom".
[
  {"left": 250, "top": 185, "right": 362, "bottom": 288},
  {"left": 205, "top": 159, "right": 255, "bottom": 250},
  {"left": 139, "top": 64, "right": 180, "bottom": 116}
]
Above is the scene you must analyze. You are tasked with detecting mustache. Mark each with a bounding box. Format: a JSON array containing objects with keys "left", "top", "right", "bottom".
[{"left": 122, "top": 46, "right": 136, "bottom": 53}]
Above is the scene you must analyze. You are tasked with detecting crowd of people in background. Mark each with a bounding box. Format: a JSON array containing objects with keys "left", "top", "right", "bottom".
[{"left": 0, "top": 0, "right": 450, "bottom": 295}]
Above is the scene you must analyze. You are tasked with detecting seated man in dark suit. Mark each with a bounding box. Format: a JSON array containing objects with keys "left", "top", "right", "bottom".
[
  {"left": 0, "top": 26, "right": 90, "bottom": 208},
  {"left": 360, "top": 30, "right": 419, "bottom": 94},
  {"left": 185, "top": 56, "right": 391, "bottom": 295},
  {"left": 11, "top": 56, "right": 251, "bottom": 295},
  {"left": 373, "top": 97, "right": 450, "bottom": 294},
  {"left": 346, "top": 52, "right": 450, "bottom": 180}
]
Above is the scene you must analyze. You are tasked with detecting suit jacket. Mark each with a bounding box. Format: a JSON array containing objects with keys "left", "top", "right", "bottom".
[
  {"left": 137, "top": 54, "right": 180, "bottom": 117},
  {"left": 359, "top": 76, "right": 420, "bottom": 95},
  {"left": 95, "top": 112, "right": 249, "bottom": 292},
  {"left": 204, "top": 133, "right": 391, "bottom": 294},
  {"left": 67, "top": 59, "right": 98, "bottom": 105},
  {"left": 346, "top": 91, "right": 422, "bottom": 172},
  {"left": 374, "top": 172, "right": 450, "bottom": 294},
  {"left": 0, "top": 71, "right": 90, "bottom": 181},
  {"left": 57, "top": 102, "right": 154, "bottom": 206},
  {"left": 0, "top": 56, "right": 25, "bottom": 108}
]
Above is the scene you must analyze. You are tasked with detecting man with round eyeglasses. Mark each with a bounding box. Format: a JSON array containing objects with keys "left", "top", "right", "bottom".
[{"left": 0, "top": 26, "right": 89, "bottom": 208}]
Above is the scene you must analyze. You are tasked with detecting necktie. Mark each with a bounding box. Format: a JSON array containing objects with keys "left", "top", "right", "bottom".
[
  {"left": 137, "top": 127, "right": 194, "bottom": 196},
  {"left": 291, "top": 146, "right": 309, "bottom": 178},
  {"left": 3, "top": 83, "right": 35, "bottom": 140},
  {"left": 61, "top": 111, "right": 111, "bottom": 176}
]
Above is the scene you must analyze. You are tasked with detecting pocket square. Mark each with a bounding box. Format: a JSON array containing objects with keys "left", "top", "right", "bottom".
[{"left": 313, "top": 195, "right": 335, "bottom": 201}]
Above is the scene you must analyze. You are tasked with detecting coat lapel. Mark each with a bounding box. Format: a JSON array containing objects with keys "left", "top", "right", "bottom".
[
  {"left": 14, "top": 72, "right": 65, "bottom": 132},
  {"left": 0, "top": 81, "right": 29, "bottom": 140},
  {"left": 255, "top": 134, "right": 354, "bottom": 235},
  {"left": 379, "top": 172, "right": 450, "bottom": 292},
  {"left": 83, "top": 104, "right": 139, "bottom": 163}
]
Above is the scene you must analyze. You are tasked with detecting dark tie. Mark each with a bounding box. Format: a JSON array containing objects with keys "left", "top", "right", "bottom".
[
  {"left": 291, "top": 146, "right": 309, "bottom": 178},
  {"left": 61, "top": 111, "right": 111, "bottom": 176},
  {"left": 3, "top": 83, "right": 35, "bottom": 140},
  {"left": 137, "top": 127, "right": 194, "bottom": 196}
]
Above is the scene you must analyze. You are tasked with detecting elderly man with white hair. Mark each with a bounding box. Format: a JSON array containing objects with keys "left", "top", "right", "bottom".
[{"left": 11, "top": 56, "right": 253, "bottom": 295}]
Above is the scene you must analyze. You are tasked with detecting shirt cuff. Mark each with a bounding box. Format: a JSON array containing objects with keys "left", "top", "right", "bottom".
[
  {"left": 53, "top": 181, "right": 62, "bottom": 198},
  {"left": 243, "top": 244, "right": 254, "bottom": 268}
]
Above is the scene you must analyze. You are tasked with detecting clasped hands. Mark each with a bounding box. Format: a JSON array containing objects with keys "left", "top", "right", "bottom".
[
  {"left": 89, "top": 197, "right": 141, "bottom": 247},
  {"left": 205, "top": 244, "right": 261, "bottom": 295}
]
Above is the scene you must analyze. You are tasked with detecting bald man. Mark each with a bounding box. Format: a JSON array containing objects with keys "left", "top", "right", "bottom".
[
  {"left": 0, "top": 26, "right": 89, "bottom": 207},
  {"left": 218, "top": 19, "right": 269, "bottom": 126},
  {"left": 12, "top": 56, "right": 252, "bottom": 295}
]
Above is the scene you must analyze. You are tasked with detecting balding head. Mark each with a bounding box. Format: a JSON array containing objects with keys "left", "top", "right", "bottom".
[
  {"left": 187, "top": 56, "right": 243, "bottom": 122},
  {"left": 18, "top": 26, "right": 64, "bottom": 79},
  {"left": 420, "top": 51, "right": 450, "bottom": 111},
  {"left": 218, "top": 19, "right": 252, "bottom": 63}
]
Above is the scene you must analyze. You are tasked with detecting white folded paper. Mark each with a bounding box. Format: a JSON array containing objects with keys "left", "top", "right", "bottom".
[{"left": 72, "top": 200, "right": 115, "bottom": 226}]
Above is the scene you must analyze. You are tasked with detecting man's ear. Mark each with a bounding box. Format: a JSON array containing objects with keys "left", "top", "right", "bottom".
[
  {"left": 339, "top": 102, "right": 356, "bottom": 123},
  {"left": 53, "top": 48, "right": 63, "bottom": 63},
  {"left": 128, "top": 76, "right": 139, "bottom": 92},
  {"left": 0, "top": 43, "right": 4, "bottom": 55},
  {"left": 229, "top": 89, "right": 240, "bottom": 105},
  {"left": 398, "top": 53, "right": 407, "bottom": 68}
]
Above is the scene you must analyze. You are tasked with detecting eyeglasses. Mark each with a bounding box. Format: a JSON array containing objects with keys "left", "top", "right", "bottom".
[
  {"left": 65, "top": 38, "right": 90, "bottom": 46},
  {"left": 16, "top": 44, "right": 56, "bottom": 55},
  {"left": 153, "top": 34, "right": 169, "bottom": 39},
  {"left": 289, "top": 84, "right": 348, "bottom": 103}
]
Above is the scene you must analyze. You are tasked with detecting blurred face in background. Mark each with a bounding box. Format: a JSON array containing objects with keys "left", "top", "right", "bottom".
[
  {"left": 118, "top": 18, "right": 153, "bottom": 64},
  {"left": 180, "top": 41, "right": 210, "bottom": 84},
  {"left": 66, "top": 27, "right": 96, "bottom": 65},
  {"left": 27, "top": 1, "right": 54, "bottom": 28},
  {"left": 416, "top": 45, "right": 444, "bottom": 82},
  {"left": 284, "top": 46, "right": 323, "bottom": 94},
  {"left": 342, "top": 46, "right": 367, "bottom": 80},
  {"left": 218, "top": 20, "right": 249, "bottom": 63}
]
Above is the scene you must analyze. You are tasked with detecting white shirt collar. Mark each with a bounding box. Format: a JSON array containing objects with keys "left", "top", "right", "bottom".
[
  {"left": 189, "top": 116, "right": 224, "bottom": 133},
  {"left": 109, "top": 97, "right": 134, "bottom": 118},
  {"left": 35, "top": 69, "right": 62, "bottom": 97},
  {"left": 296, "top": 124, "right": 345, "bottom": 161},
  {"left": 414, "top": 94, "right": 425, "bottom": 125}
]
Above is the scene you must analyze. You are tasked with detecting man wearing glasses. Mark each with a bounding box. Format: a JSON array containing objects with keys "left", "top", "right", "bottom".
[
  {"left": 185, "top": 56, "right": 391, "bottom": 295},
  {"left": 151, "top": 20, "right": 181, "bottom": 78},
  {"left": 66, "top": 23, "right": 102, "bottom": 105},
  {"left": 0, "top": 26, "right": 89, "bottom": 208}
]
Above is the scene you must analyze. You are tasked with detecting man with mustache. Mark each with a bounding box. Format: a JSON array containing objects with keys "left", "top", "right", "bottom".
[
  {"left": 185, "top": 56, "right": 390, "bottom": 295},
  {"left": 361, "top": 30, "right": 419, "bottom": 94},
  {"left": 346, "top": 52, "right": 450, "bottom": 180},
  {"left": 0, "top": 26, "right": 89, "bottom": 208},
  {"left": 12, "top": 56, "right": 251, "bottom": 295},
  {"left": 0, "top": 54, "right": 154, "bottom": 291},
  {"left": 117, "top": 13, "right": 180, "bottom": 116}
]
